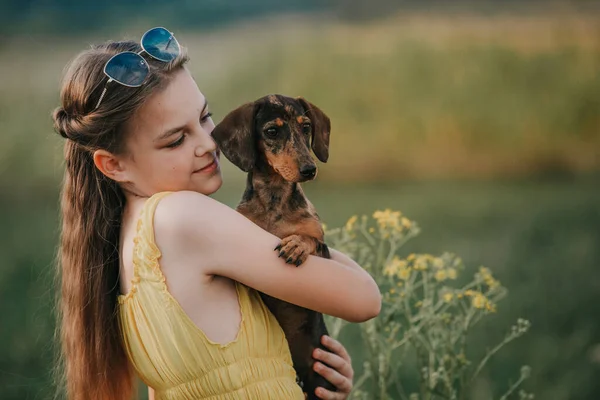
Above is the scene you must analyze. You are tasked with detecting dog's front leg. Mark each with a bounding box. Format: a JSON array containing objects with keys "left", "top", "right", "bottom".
[{"left": 275, "top": 234, "right": 329, "bottom": 266}]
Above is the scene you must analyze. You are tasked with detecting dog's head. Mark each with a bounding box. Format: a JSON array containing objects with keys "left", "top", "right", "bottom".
[{"left": 211, "top": 94, "right": 330, "bottom": 182}]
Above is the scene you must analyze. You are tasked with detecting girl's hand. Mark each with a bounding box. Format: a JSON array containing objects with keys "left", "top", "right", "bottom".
[{"left": 311, "top": 335, "right": 354, "bottom": 399}]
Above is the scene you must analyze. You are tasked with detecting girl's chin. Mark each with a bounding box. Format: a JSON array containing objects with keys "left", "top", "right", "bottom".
[{"left": 196, "top": 174, "right": 223, "bottom": 196}]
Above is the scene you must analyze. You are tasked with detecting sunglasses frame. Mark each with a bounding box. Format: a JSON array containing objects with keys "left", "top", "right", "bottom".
[
  {"left": 102, "top": 51, "right": 150, "bottom": 88},
  {"left": 94, "top": 27, "right": 180, "bottom": 110},
  {"left": 140, "top": 26, "right": 180, "bottom": 63}
]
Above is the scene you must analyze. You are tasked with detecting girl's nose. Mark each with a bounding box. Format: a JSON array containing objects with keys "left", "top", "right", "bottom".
[{"left": 195, "top": 128, "right": 217, "bottom": 157}]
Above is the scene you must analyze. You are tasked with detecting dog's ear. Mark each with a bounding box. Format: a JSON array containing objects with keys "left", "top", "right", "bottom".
[
  {"left": 296, "top": 97, "right": 331, "bottom": 163},
  {"left": 211, "top": 102, "right": 256, "bottom": 172}
]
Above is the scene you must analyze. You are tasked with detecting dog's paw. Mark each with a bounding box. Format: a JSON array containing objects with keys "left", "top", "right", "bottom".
[{"left": 274, "top": 235, "right": 315, "bottom": 266}]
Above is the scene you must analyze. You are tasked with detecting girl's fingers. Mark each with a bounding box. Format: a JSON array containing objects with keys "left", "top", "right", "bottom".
[
  {"left": 321, "top": 335, "right": 352, "bottom": 364},
  {"left": 314, "top": 386, "right": 348, "bottom": 400},
  {"left": 314, "top": 335, "right": 354, "bottom": 399},
  {"left": 313, "top": 361, "right": 352, "bottom": 394},
  {"left": 313, "top": 348, "right": 346, "bottom": 373}
]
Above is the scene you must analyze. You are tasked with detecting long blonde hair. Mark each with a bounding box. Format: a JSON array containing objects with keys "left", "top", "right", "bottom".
[{"left": 52, "top": 40, "right": 188, "bottom": 399}]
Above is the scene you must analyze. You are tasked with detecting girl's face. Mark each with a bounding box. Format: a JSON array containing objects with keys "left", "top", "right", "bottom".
[{"left": 119, "top": 68, "right": 223, "bottom": 197}]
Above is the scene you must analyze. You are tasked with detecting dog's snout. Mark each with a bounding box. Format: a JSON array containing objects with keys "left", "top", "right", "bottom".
[{"left": 300, "top": 165, "right": 317, "bottom": 179}]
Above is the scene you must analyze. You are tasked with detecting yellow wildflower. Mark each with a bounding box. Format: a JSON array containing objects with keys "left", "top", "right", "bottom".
[
  {"left": 414, "top": 256, "right": 428, "bottom": 271},
  {"left": 368, "top": 227, "right": 375, "bottom": 233},
  {"left": 373, "top": 209, "right": 402, "bottom": 231},
  {"left": 478, "top": 266, "right": 500, "bottom": 289},
  {"left": 401, "top": 217, "right": 412, "bottom": 229},
  {"left": 443, "top": 293, "right": 454, "bottom": 303},
  {"left": 345, "top": 215, "right": 358, "bottom": 232},
  {"left": 472, "top": 293, "right": 487, "bottom": 309},
  {"left": 469, "top": 291, "right": 496, "bottom": 312},
  {"left": 447, "top": 268, "right": 457, "bottom": 280},
  {"left": 434, "top": 270, "right": 447, "bottom": 281},
  {"left": 432, "top": 257, "right": 444, "bottom": 269},
  {"left": 398, "top": 266, "right": 411, "bottom": 280},
  {"left": 383, "top": 264, "right": 397, "bottom": 276},
  {"left": 384, "top": 257, "right": 406, "bottom": 276}
]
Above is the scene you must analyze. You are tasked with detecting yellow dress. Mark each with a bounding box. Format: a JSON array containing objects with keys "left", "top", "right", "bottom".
[{"left": 117, "top": 192, "right": 304, "bottom": 399}]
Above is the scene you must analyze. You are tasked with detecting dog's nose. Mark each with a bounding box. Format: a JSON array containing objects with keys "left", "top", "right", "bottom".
[{"left": 300, "top": 165, "right": 317, "bottom": 179}]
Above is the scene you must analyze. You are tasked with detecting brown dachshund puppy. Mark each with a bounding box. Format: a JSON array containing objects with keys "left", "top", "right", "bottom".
[{"left": 211, "top": 94, "right": 335, "bottom": 398}]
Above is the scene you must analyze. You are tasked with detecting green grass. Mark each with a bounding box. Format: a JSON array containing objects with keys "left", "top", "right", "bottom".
[{"left": 2, "top": 177, "right": 599, "bottom": 399}]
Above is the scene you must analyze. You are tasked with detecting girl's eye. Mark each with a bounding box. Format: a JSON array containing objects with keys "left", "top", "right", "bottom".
[
  {"left": 166, "top": 134, "right": 185, "bottom": 148},
  {"left": 201, "top": 112, "right": 213, "bottom": 123},
  {"left": 302, "top": 123, "right": 311, "bottom": 135},
  {"left": 265, "top": 128, "right": 278, "bottom": 138}
]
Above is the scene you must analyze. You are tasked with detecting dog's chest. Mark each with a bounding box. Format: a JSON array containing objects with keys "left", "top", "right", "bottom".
[{"left": 237, "top": 200, "right": 323, "bottom": 240}]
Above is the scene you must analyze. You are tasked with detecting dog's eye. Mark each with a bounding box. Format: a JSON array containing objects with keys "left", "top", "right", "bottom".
[
  {"left": 302, "top": 123, "right": 311, "bottom": 135},
  {"left": 265, "top": 128, "right": 278, "bottom": 138}
]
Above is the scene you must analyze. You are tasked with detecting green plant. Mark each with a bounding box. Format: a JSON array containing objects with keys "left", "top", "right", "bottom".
[{"left": 324, "top": 210, "right": 532, "bottom": 399}]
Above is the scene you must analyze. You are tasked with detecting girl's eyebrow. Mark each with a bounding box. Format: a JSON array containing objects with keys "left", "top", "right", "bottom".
[
  {"left": 156, "top": 125, "right": 186, "bottom": 141},
  {"left": 155, "top": 100, "right": 208, "bottom": 142}
]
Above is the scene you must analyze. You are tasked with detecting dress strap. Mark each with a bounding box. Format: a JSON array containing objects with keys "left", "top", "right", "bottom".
[
  {"left": 119, "top": 191, "right": 174, "bottom": 303},
  {"left": 138, "top": 192, "right": 174, "bottom": 245},
  {"left": 132, "top": 191, "right": 174, "bottom": 279}
]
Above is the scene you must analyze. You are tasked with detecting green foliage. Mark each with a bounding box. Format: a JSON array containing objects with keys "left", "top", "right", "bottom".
[{"left": 325, "top": 211, "right": 533, "bottom": 399}]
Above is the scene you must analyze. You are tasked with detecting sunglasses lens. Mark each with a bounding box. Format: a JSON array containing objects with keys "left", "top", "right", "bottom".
[
  {"left": 104, "top": 52, "right": 149, "bottom": 87},
  {"left": 141, "top": 27, "right": 180, "bottom": 62}
]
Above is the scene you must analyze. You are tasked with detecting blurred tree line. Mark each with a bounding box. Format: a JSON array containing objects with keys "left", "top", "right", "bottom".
[
  {"left": 0, "top": 0, "right": 323, "bottom": 36},
  {"left": 2, "top": 0, "right": 598, "bottom": 36}
]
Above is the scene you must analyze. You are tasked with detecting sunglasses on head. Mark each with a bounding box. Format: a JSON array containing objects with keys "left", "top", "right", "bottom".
[{"left": 95, "top": 27, "right": 180, "bottom": 110}]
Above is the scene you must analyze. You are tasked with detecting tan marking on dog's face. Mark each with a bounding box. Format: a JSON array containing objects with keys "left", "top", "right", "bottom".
[
  {"left": 264, "top": 142, "right": 302, "bottom": 182},
  {"left": 275, "top": 118, "right": 284, "bottom": 127},
  {"left": 296, "top": 116, "right": 304, "bottom": 124}
]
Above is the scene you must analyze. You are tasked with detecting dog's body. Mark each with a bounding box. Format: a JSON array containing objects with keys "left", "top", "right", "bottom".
[
  {"left": 212, "top": 94, "right": 335, "bottom": 398},
  {"left": 238, "top": 169, "right": 332, "bottom": 394}
]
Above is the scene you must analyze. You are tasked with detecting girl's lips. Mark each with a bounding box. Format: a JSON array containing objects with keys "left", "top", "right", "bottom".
[{"left": 194, "top": 160, "right": 218, "bottom": 174}]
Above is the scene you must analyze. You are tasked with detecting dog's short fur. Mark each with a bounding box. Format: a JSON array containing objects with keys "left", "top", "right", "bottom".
[{"left": 212, "top": 94, "right": 335, "bottom": 398}]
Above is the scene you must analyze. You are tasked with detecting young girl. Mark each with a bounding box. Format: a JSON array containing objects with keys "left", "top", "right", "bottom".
[{"left": 52, "top": 28, "right": 381, "bottom": 400}]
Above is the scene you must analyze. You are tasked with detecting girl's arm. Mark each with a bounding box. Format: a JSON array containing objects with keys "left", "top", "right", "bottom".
[
  {"left": 329, "top": 248, "right": 363, "bottom": 272},
  {"left": 148, "top": 387, "right": 155, "bottom": 400},
  {"left": 154, "top": 191, "right": 381, "bottom": 323}
]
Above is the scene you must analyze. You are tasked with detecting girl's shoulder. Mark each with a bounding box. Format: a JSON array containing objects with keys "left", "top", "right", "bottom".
[
  {"left": 155, "top": 188, "right": 232, "bottom": 214},
  {"left": 151, "top": 190, "right": 237, "bottom": 242}
]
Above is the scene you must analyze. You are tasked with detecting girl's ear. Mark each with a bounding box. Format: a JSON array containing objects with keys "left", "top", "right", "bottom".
[{"left": 93, "top": 149, "right": 130, "bottom": 183}]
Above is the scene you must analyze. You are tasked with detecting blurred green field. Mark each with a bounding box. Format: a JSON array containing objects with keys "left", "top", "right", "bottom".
[
  {"left": 2, "top": 177, "right": 599, "bottom": 399},
  {"left": 0, "top": 11, "right": 599, "bottom": 189},
  {"left": 1, "top": 10, "right": 599, "bottom": 400}
]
